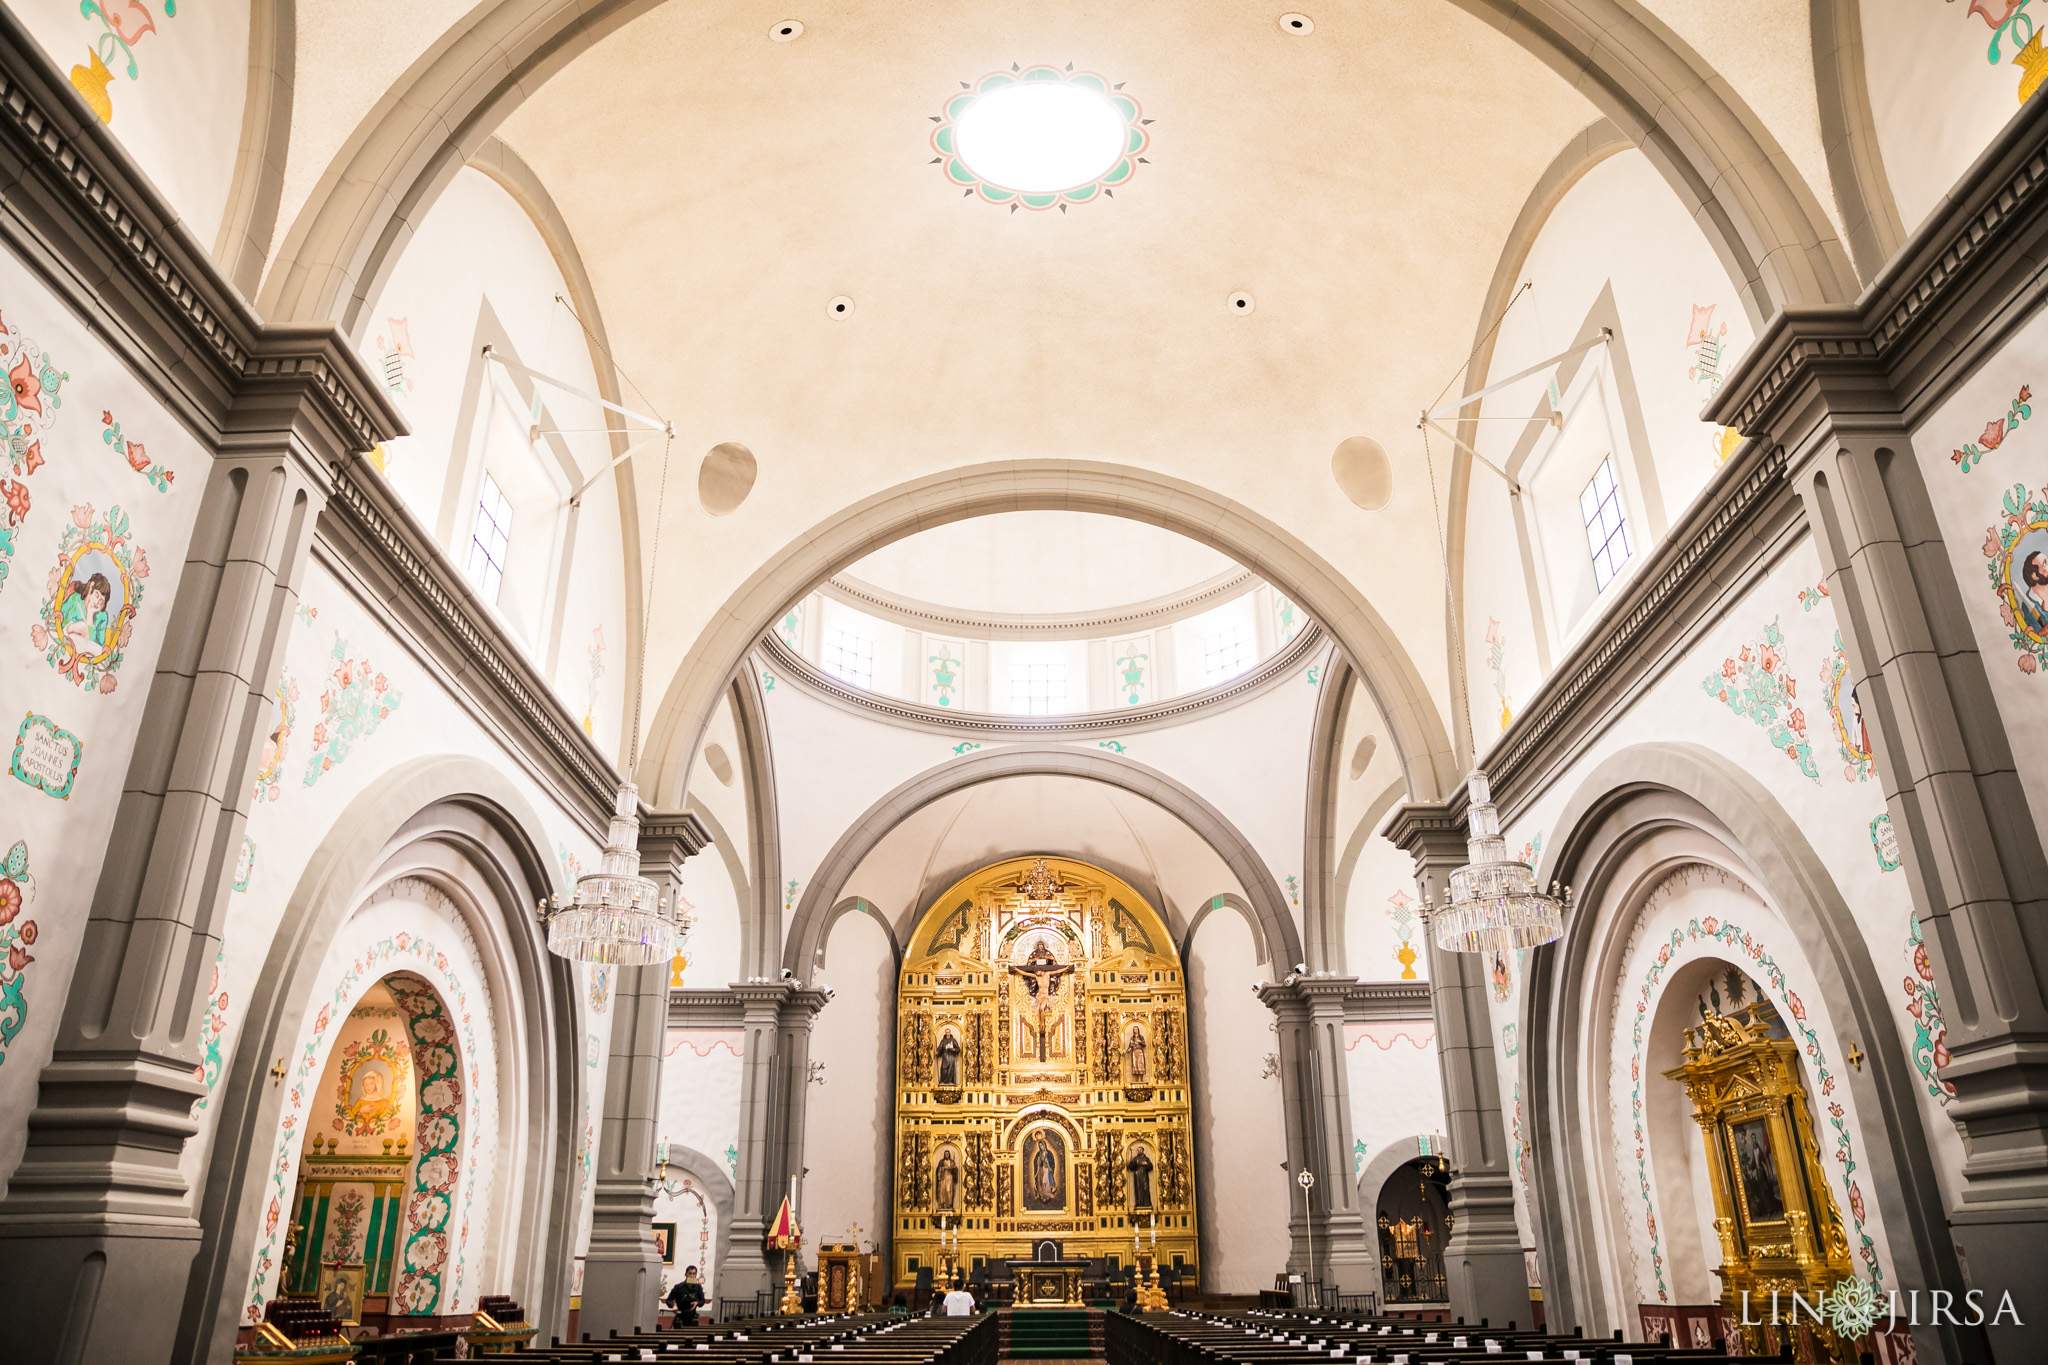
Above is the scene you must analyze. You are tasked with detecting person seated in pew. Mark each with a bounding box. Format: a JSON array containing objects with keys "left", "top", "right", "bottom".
[{"left": 941, "top": 1276, "right": 976, "bottom": 1316}]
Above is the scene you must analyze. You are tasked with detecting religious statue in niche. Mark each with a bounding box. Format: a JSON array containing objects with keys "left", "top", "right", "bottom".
[
  {"left": 934, "top": 1147, "right": 959, "bottom": 1212},
  {"left": 1125, "top": 1025, "right": 1148, "bottom": 1082},
  {"left": 1126, "top": 1146, "right": 1154, "bottom": 1210},
  {"left": 935, "top": 1030, "right": 961, "bottom": 1087},
  {"left": 1022, "top": 1129, "right": 1066, "bottom": 1212},
  {"left": 1012, "top": 943, "right": 1073, "bottom": 1064}
]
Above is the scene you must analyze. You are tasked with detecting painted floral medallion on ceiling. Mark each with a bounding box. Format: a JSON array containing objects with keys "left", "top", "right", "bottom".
[{"left": 932, "top": 67, "right": 1148, "bottom": 211}]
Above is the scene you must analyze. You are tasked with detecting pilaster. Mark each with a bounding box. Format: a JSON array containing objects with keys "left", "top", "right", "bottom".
[
  {"left": 1385, "top": 800, "right": 1527, "bottom": 1328},
  {"left": 580, "top": 811, "right": 710, "bottom": 1340}
]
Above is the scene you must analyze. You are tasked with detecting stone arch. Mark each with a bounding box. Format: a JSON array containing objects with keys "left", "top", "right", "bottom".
[
  {"left": 464, "top": 133, "right": 650, "bottom": 772},
  {"left": 814, "top": 897, "right": 904, "bottom": 974},
  {"left": 214, "top": 0, "right": 296, "bottom": 296},
  {"left": 260, "top": 0, "right": 1852, "bottom": 342},
  {"left": 1444, "top": 119, "right": 1633, "bottom": 743},
  {"left": 726, "top": 663, "right": 784, "bottom": 983},
  {"left": 1356, "top": 1134, "right": 1449, "bottom": 1221},
  {"left": 1810, "top": 0, "right": 1906, "bottom": 282},
  {"left": 783, "top": 746, "right": 1303, "bottom": 984},
  {"left": 657, "top": 1142, "right": 735, "bottom": 1298},
  {"left": 641, "top": 461, "right": 1457, "bottom": 814},
  {"left": 1520, "top": 741, "right": 1962, "bottom": 1351},
  {"left": 1180, "top": 892, "right": 1269, "bottom": 969},
  {"left": 175, "top": 755, "right": 583, "bottom": 1363}
]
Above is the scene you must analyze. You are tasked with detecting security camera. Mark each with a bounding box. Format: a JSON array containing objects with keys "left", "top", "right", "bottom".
[
  {"left": 826, "top": 987, "right": 836, "bottom": 998},
  {"left": 1294, "top": 963, "right": 1307, "bottom": 974},
  {"left": 781, "top": 968, "right": 795, "bottom": 980}
]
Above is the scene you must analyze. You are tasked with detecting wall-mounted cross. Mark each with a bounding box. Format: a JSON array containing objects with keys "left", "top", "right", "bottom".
[
  {"left": 269, "top": 1056, "right": 287, "bottom": 1083},
  {"left": 1846, "top": 1041, "right": 1866, "bottom": 1072}
]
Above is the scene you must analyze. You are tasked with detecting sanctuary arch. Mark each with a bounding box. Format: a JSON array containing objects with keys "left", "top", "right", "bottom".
[{"left": 891, "top": 858, "right": 1198, "bottom": 1290}]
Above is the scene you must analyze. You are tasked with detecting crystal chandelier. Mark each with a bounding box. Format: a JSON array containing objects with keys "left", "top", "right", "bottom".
[
  {"left": 538, "top": 782, "right": 687, "bottom": 964},
  {"left": 1009, "top": 857, "right": 1069, "bottom": 915},
  {"left": 1424, "top": 770, "right": 1568, "bottom": 954}
]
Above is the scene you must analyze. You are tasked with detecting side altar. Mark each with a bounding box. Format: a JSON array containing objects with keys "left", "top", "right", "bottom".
[
  {"left": 1007, "top": 1259, "right": 1087, "bottom": 1307},
  {"left": 890, "top": 858, "right": 1199, "bottom": 1295}
]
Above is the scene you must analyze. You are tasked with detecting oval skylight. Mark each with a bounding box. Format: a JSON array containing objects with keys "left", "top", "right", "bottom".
[{"left": 954, "top": 81, "right": 1127, "bottom": 193}]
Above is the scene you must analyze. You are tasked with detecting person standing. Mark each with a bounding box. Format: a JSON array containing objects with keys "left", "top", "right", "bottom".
[{"left": 667, "top": 1265, "right": 707, "bottom": 1325}]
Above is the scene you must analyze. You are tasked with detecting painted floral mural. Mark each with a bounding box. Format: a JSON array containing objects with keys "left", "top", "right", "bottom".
[
  {"left": 0, "top": 840, "right": 39, "bottom": 1066},
  {"left": 303, "top": 634, "right": 405, "bottom": 786},
  {"left": 931, "top": 67, "right": 1148, "bottom": 211},
  {"left": 1983, "top": 482, "right": 2048, "bottom": 673},
  {"left": 1700, "top": 617, "right": 1818, "bottom": 781},
  {"left": 0, "top": 307, "right": 68, "bottom": 595}
]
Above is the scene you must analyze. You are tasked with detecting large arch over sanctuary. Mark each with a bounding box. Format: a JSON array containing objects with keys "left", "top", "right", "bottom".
[{"left": 0, "top": 3, "right": 2042, "bottom": 1362}]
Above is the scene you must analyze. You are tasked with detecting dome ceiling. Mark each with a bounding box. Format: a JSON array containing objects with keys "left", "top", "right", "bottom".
[{"left": 840, "top": 511, "right": 1239, "bottom": 619}]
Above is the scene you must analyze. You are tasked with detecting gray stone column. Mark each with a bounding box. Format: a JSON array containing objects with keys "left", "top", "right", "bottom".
[
  {"left": 580, "top": 811, "right": 710, "bottom": 1340},
  {"left": 1784, "top": 411, "right": 2048, "bottom": 1351},
  {"left": 1255, "top": 979, "right": 1375, "bottom": 1296},
  {"left": 769, "top": 987, "right": 830, "bottom": 1292},
  {"left": 0, "top": 370, "right": 381, "bottom": 1364},
  {"left": 1386, "top": 802, "right": 1526, "bottom": 1329},
  {"left": 720, "top": 984, "right": 790, "bottom": 1300},
  {"left": 1258, "top": 979, "right": 1378, "bottom": 1297},
  {"left": 1258, "top": 984, "right": 1318, "bottom": 1281}
]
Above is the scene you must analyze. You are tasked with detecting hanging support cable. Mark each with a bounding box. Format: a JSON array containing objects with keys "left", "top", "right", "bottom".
[
  {"left": 480, "top": 345, "right": 670, "bottom": 434},
  {"left": 1422, "top": 327, "right": 1609, "bottom": 421}
]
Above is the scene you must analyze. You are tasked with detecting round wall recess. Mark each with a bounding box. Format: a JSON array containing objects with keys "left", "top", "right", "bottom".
[
  {"left": 1227, "top": 290, "right": 1255, "bottom": 314},
  {"left": 1348, "top": 735, "right": 1376, "bottom": 781},
  {"left": 1331, "top": 435, "right": 1393, "bottom": 511},
  {"left": 1280, "top": 13, "right": 1314, "bottom": 34},
  {"left": 828, "top": 295, "right": 854, "bottom": 317},
  {"left": 700, "top": 441, "right": 759, "bottom": 517},
  {"left": 770, "top": 19, "right": 803, "bottom": 41},
  {"left": 703, "top": 742, "right": 736, "bottom": 786}
]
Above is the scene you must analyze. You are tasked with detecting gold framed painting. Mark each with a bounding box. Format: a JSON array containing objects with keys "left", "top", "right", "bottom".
[
  {"left": 652, "top": 1221, "right": 677, "bottom": 1265},
  {"left": 317, "top": 1261, "right": 366, "bottom": 1326}
]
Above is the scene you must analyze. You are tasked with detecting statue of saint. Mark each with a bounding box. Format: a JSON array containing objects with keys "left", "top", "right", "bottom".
[
  {"left": 935, "top": 1031, "right": 961, "bottom": 1087},
  {"left": 934, "top": 1149, "right": 959, "bottom": 1211},
  {"left": 1127, "top": 1148, "right": 1154, "bottom": 1209},
  {"left": 1125, "top": 1025, "right": 1148, "bottom": 1081}
]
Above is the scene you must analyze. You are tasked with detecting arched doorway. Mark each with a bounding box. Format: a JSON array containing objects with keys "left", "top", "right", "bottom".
[
  {"left": 275, "top": 969, "right": 469, "bottom": 1332},
  {"left": 1376, "top": 1156, "right": 1451, "bottom": 1305},
  {"left": 890, "top": 857, "right": 1199, "bottom": 1294}
]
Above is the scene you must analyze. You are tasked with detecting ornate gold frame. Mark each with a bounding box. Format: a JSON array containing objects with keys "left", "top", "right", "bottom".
[{"left": 1664, "top": 1004, "right": 1855, "bottom": 1361}]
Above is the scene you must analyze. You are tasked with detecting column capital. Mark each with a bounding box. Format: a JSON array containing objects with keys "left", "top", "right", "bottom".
[
  {"left": 1383, "top": 799, "right": 1467, "bottom": 866},
  {"left": 638, "top": 809, "right": 711, "bottom": 888}
]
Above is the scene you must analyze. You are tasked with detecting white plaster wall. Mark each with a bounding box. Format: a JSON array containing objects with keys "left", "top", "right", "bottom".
[
  {"left": 1188, "top": 909, "right": 1292, "bottom": 1292},
  {"left": 1865, "top": 4, "right": 2038, "bottom": 234},
  {"left": 13, "top": 0, "right": 249, "bottom": 252},
  {"left": 356, "top": 166, "right": 630, "bottom": 756},
  {"left": 1907, "top": 301, "right": 2048, "bottom": 851},
  {"left": 800, "top": 908, "right": 895, "bottom": 1252},
  {"left": 661, "top": 1028, "right": 745, "bottom": 1194},
  {"left": 1463, "top": 151, "right": 1756, "bottom": 754},
  {"left": 1343, "top": 1020, "right": 1445, "bottom": 1190},
  {"left": 1343, "top": 833, "right": 1431, "bottom": 985},
  {"left": 0, "top": 253, "right": 207, "bottom": 1193}
]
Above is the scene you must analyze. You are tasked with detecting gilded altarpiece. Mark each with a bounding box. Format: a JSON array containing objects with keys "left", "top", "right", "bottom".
[
  {"left": 892, "top": 858, "right": 1198, "bottom": 1290},
  {"left": 1665, "top": 1004, "right": 1857, "bottom": 1362}
]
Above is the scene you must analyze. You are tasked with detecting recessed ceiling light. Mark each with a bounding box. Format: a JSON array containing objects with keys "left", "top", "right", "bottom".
[
  {"left": 770, "top": 19, "right": 803, "bottom": 41},
  {"left": 955, "top": 81, "right": 1127, "bottom": 193},
  {"left": 1227, "top": 291, "right": 1255, "bottom": 314},
  {"left": 828, "top": 295, "right": 854, "bottom": 317},
  {"left": 1280, "top": 13, "right": 1314, "bottom": 34}
]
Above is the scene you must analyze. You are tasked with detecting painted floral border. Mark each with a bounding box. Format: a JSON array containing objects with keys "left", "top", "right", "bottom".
[{"left": 244, "top": 926, "right": 485, "bottom": 1324}]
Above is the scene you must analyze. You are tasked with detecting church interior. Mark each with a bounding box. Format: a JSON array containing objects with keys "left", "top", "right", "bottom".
[{"left": 0, "top": 2, "right": 2043, "bottom": 1363}]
